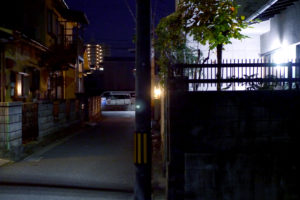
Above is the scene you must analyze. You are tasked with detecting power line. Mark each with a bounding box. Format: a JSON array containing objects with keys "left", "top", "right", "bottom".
[{"left": 124, "top": 0, "right": 136, "bottom": 24}]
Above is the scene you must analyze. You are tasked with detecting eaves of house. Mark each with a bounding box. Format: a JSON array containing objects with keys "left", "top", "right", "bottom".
[
  {"left": 244, "top": 0, "right": 299, "bottom": 21},
  {"left": 236, "top": 0, "right": 269, "bottom": 18}
]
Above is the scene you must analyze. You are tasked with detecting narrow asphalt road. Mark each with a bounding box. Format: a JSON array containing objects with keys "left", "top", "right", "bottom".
[{"left": 0, "top": 111, "right": 135, "bottom": 199}]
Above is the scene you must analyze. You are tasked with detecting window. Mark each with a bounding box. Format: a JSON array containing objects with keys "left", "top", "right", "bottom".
[
  {"left": 47, "top": 9, "right": 53, "bottom": 33},
  {"left": 53, "top": 13, "right": 59, "bottom": 36},
  {"left": 16, "top": 73, "right": 29, "bottom": 97},
  {"left": 47, "top": 9, "right": 59, "bottom": 37}
]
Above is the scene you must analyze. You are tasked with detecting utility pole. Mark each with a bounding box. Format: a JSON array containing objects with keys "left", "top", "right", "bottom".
[{"left": 134, "top": 0, "right": 151, "bottom": 199}]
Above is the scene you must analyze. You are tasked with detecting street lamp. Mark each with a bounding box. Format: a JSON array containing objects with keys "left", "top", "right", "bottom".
[{"left": 154, "top": 86, "right": 162, "bottom": 99}]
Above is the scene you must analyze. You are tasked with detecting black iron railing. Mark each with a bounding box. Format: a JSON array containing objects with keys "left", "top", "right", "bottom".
[{"left": 170, "top": 61, "right": 300, "bottom": 91}]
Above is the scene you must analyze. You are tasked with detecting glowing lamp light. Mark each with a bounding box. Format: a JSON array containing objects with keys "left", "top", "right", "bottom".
[
  {"left": 17, "top": 81, "right": 22, "bottom": 96},
  {"left": 154, "top": 86, "right": 162, "bottom": 99},
  {"left": 273, "top": 44, "right": 296, "bottom": 75}
]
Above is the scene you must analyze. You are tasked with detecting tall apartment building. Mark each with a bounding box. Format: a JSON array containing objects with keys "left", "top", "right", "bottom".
[{"left": 85, "top": 43, "right": 110, "bottom": 71}]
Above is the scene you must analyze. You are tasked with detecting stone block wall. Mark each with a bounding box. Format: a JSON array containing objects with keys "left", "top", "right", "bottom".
[
  {"left": 1, "top": 100, "right": 81, "bottom": 160},
  {"left": 38, "top": 102, "right": 55, "bottom": 138},
  {"left": 0, "top": 102, "right": 22, "bottom": 159},
  {"left": 38, "top": 100, "right": 79, "bottom": 139},
  {"left": 167, "top": 91, "right": 299, "bottom": 200}
]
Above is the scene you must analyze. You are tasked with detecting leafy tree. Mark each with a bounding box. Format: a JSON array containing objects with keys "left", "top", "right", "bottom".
[
  {"left": 156, "top": 0, "right": 249, "bottom": 90},
  {"left": 155, "top": 12, "right": 200, "bottom": 87},
  {"left": 178, "top": 0, "right": 249, "bottom": 90}
]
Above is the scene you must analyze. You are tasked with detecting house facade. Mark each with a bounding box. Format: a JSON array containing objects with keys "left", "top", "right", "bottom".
[
  {"left": 0, "top": 0, "right": 89, "bottom": 159},
  {"left": 0, "top": 0, "right": 88, "bottom": 102},
  {"left": 256, "top": 0, "right": 300, "bottom": 62}
]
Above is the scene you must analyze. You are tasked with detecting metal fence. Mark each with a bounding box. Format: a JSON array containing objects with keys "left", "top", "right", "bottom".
[{"left": 170, "top": 60, "right": 300, "bottom": 91}]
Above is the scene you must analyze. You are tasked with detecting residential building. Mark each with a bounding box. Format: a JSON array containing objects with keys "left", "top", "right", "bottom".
[
  {"left": 85, "top": 43, "right": 111, "bottom": 71},
  {"left": 251, "top": 0, "right": 300, "bottom": 62},
  {"left": 0, "top": 0, "right": 89, "bottom": 158},
  {"left": 0, "top": 0, "right": 89, "bottom": 102}
]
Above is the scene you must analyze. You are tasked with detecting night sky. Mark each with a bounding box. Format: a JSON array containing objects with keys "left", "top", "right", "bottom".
[{"left": 65, "top": 0, "right": 175, "bottom": 57}]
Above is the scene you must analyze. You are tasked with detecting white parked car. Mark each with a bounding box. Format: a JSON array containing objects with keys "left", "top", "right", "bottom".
[
  {"left": 101, "top": 91, "right": 135, "bottom": 110},
  {"left": 106, "top": 94, "right": 131, "bottom": 105}
]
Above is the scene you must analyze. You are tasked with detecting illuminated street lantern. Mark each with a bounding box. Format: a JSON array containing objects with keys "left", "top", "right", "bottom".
[{"left": 154, "top": 86, "right": 162, "bottom": 99}]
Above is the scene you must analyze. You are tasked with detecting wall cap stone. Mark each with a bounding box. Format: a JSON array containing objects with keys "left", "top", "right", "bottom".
[{"left": 0, "top": 102, "right": 23, "bottom": 107}]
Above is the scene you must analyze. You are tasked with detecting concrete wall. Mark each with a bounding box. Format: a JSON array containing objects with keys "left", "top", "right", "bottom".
[
  {"left": 0, "top": 102, "right": 22, "bottom": 159},
  {"left": 38, "top": 102, "right": 55, "bottom": 138},
  {"left": 38, "top": 100, "right": 79, "bottom": 139},
  {"left": 0, "top": 100, "right": 81, "bottom": 160},
  {"left": 261, "top": 1, "right": 300, "bottom": 55},
  {"left": 167, "top": 90, "right": 299, "bottom": 200}
]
